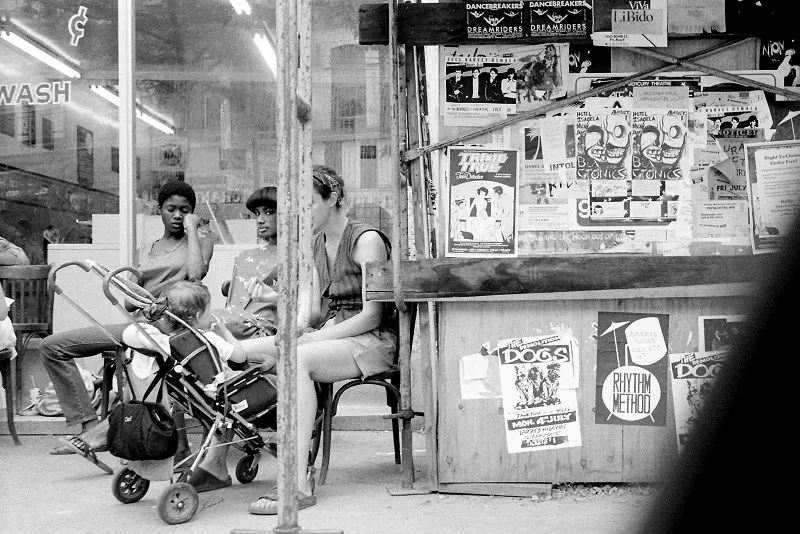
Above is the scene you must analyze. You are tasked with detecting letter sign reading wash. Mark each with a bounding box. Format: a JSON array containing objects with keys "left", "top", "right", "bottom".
[
  {"left": 594, "top": 311, "right": 669, "bottom": 426},
  {"left": 0, "top": 81, "right": 71, "bottom": 106}
]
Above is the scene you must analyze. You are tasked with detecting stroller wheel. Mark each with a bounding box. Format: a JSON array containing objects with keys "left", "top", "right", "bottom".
[
  {"left": 112, "top": 468, "right": 150, "bottom": 504},
  {"left": 235, "top": 455, "right": 259, "bottom": 484},
  {"left": 157, "top": 482, "right": 199, "bottom": 525}
]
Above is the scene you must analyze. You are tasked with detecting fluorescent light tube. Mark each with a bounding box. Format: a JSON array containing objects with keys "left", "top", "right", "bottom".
[
  {"left": 253, "top": 33, "right": 277, "bottom": 77},
  {"left": 90, "top": 84, "right": 175, "bottom": 135},
  {"left": 1, "top": 29, "right": 81, "bottom": 78},
  {"left": 230, "top": 0, "right": 252, "bottom": 16},
  {"left": 136, "top": 109, "right": 175, "bottom": 135}
]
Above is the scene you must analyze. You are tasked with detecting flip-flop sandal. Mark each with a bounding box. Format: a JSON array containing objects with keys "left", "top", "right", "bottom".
[
  {"left": 248, "top": 487, "right": 316, "bottom": 516},
  {"left": 57, "top": 436, "right": 114, "bottom": 475},
  {"left": 186, "top": 467, "right": 232, "bottom": 493},
  {"left": 50, "top": 442, "right": 77, "bottom": 455}
]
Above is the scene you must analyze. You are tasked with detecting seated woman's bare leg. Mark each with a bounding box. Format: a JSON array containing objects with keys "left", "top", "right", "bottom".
[{"left": 295, "top": 339, "right": 361, "bottom": 495}]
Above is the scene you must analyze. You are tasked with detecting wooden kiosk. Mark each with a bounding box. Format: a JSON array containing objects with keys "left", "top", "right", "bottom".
[{"left": 360, "top": 2, "right": 790, "bottom": 496}]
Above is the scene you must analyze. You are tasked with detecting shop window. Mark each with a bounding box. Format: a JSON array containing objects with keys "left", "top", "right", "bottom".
[
  {"left": 0, "top": 108, "right": 14, "bottom": 138},
  {"left": 360, "top": 145, "right": 379, "bottom": 189},
  {"left": 331, "top": 45, "right": 367, "bottom": 132},
  {"left": 42, "top": 117, "right": 54, "bottom": 151},
  {"left": 21, "top": 104, "right": 35, "bottom": 146},
  {"left": 111, "top": 147, "right": 119, "bottom": 173}
]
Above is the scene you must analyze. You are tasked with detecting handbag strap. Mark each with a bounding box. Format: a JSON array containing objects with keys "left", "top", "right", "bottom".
[{"left": 140, "top": 355, "right": 170, "bottom": 403}]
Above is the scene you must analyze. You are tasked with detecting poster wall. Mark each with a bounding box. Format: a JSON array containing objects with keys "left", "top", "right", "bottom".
[{"left": 595, "top": 311, "right": 669, "bottom": 426}]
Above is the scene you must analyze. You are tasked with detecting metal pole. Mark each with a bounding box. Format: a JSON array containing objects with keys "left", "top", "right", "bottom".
[
  {"left": 275, "top": 0, "right": 301, "bottom": 530},
  {"left": 118, "top": 0, "right": 136, "bottom": 266}
]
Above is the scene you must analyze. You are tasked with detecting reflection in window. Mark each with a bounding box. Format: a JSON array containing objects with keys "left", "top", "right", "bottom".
[
  {"left": 331, "top": 45, "right": 367, "bottom": 132},
  {"left": 0, "top": 108, "right": 14, "bottom": 137},
  {"left": 21, "top": 104, "right": 35, "bottom": 146},
  {"left": 42, "top": 117, "right": 54, "bottom": 151}
]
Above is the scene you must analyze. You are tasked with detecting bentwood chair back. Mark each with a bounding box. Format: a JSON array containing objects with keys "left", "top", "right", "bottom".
[{"left": 0, "top": 264, "right": 54, "bottom": 412}]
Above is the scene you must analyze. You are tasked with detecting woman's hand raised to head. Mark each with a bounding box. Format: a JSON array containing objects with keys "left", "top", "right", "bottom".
[{"left": 183, "top": 213, "right": 202, "bottom": 233}]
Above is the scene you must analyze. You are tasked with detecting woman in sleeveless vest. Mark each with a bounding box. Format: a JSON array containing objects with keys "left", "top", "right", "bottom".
[
  {"left": 42, "top": 181, "right": 214, "bottom": 457},
  {"left": 188, "top": 166, "right": 396, "bottom": 513}
]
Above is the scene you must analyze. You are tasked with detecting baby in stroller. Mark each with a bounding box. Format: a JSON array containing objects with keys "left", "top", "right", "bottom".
[{"left": 122, "top": 280, "right": 249, "bottom": 397}]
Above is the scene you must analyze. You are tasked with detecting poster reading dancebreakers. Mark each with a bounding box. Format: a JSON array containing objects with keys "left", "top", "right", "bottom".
[
  {"left": 496, "top": 335, "right": 582, "bottom": 453},
  {"left": 447, "top": 146, "right": 519, "bottom": 257},
  {"left": 466, "top": 2, "right": 524, "bottom": 39}
]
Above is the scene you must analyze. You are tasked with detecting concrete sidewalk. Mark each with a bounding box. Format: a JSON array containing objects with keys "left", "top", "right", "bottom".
[{"left": 0, "top": 431, "right": 653, "bottom": 534}]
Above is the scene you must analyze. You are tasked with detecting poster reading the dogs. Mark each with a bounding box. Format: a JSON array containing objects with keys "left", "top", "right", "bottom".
[
  {"left": 447, "top": 146, "right": 519, "bottom": 257},
  {"left": 669, "top": 350, "right": 728, "bottom": 453},
  {"left": 595, "top": 311, "right": 669, "bottom": 426},
  {"left": 441, "top": 44, "right": 570, "bottom": 124},
  {"left": 496, "top": 335, "right": 582, "bottom": 453}
]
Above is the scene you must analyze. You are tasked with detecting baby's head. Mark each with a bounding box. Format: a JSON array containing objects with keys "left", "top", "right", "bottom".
[{"left": 162, "top": 281, "right": 212, "bottom": 331}]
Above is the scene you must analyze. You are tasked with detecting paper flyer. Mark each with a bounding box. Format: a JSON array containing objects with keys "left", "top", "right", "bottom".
[
  {"left": 576, "top": 108, "right": 632, "bottom": 181},
  {"left": 466, "top": 2, "right": 525, "bottom": 40},
  {"left": 692, "top": 201, "right": 750, "bottom": 242},
  {"left": 698, "top": 315, "right": 748, "bottom": 352},
  {"left": 513, "top": 116, "right": 577, "bottom": 186},
  {"left": 759, "top": 37, "right": 800, "bottom": 101},
  {"left": 669, "top": 350, "right": 728, "bottom": 453},
  {"left": 496, "top": 335, "right": 582, "bottom": 453},
  {"left": 666, "top": 0, "right": 725, "bottom": 34},
  {"left": 459, "top": 342, "right": 502, "bottom": 400},
  {"left": 744, "top": 140, "right": 800, "bottom": 253},
  {"left": 594, "top": 311, "right": 669, "bottom": 426},
  {"left": 591, "top": 0, "right": 667, "bottom": 48},
  {"left": 526, "top": 0, "right": 589, "bottom": 38},
  {"left": 441, "top": 43, "right": 570, "bottom": 125},
  {"left": 631, "top": 108, "right": 691, "bottom": 181},
  {"left": 447, "top": 146, "right": 519, "bottom": 257}
]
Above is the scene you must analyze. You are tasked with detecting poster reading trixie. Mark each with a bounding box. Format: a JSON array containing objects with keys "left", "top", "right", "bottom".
[
  {"left": 594, "top": 311, "right": 669, "bottom": 426},
  {"left": 669, "top": 350, "right": 728, "bottom": 453},
  {"left": 447, "top": 146, "right": 519, "bottom": 257},
  {"left": 497, "top": 335, "right": 582, "bottom": 453}
]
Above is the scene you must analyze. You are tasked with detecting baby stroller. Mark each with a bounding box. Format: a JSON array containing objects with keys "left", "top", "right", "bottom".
[{"left": 50, "top": 260, "right": 280, "bottom": 524}]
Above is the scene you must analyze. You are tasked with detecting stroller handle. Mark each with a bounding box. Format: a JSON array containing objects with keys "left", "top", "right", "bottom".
[
  {"left": 49, "top": 259, "right": 92, "bottom": 295},
  {"left": 102, "top": 265, "right": 151, "bottom": 306}
]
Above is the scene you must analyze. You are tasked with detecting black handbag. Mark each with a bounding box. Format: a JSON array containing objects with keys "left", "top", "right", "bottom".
[{"left": 106, "top": 355, "right": 178, "bottom": 461}]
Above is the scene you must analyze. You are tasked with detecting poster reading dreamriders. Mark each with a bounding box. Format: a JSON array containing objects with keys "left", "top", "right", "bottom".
[
  {"left": 496, "top": 335, "right": 582, "bottom": 453},
  {"left": 595, "top": 311, "right": 669, "bottom": 426},
  {"left": 447, "top": 146, "right": 519, "bottom": 257}
]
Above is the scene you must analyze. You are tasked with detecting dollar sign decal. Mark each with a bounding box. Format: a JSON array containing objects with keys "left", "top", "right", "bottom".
[{"left": 68, "top": 6, "right": 88, "bottom": 46}]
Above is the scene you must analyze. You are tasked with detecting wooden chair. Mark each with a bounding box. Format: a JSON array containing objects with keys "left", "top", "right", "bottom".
[
  {"left": 0, "top": 348, "right": 21, "bottom": 444},
  {"left": 315, "top": 304, "right": 419, "bottom": 486},
  {"left": 0, "top": 265, "right": 54, "bottom": 413}
]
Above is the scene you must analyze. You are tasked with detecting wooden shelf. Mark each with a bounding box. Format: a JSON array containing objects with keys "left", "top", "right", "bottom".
[{"left": 365, "top": 254, "right": 775, "bottom": 302}]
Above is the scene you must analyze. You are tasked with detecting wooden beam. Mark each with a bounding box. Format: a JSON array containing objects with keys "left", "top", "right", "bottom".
[{"left": 365, "top": 255, "right": 775, "bottom": 302}]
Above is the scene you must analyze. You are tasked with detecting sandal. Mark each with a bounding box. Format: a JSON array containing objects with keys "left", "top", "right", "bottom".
[
  {"left": 186, "top": 467, "right": 232, "bottom": 493},
  {"left": 57, "top": 436, "right": 114, "bottom": 475},
  {"left": 248, "top": 488, "right": 316, "bottom": 515}
]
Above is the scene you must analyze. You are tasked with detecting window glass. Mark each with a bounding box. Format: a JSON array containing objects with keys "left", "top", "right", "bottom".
[{"left": 0, "top": 0, "right": 394, "bottom": 262}]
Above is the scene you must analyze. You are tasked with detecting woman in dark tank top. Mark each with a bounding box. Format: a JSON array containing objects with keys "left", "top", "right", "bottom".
[{"left": 236, "top": 165, "right": 397, "bottom": 515}]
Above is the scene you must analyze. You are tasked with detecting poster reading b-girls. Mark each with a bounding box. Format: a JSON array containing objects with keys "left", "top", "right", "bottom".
[{"left": 447, "top": 146, "right": 519, "bottom": 257}]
